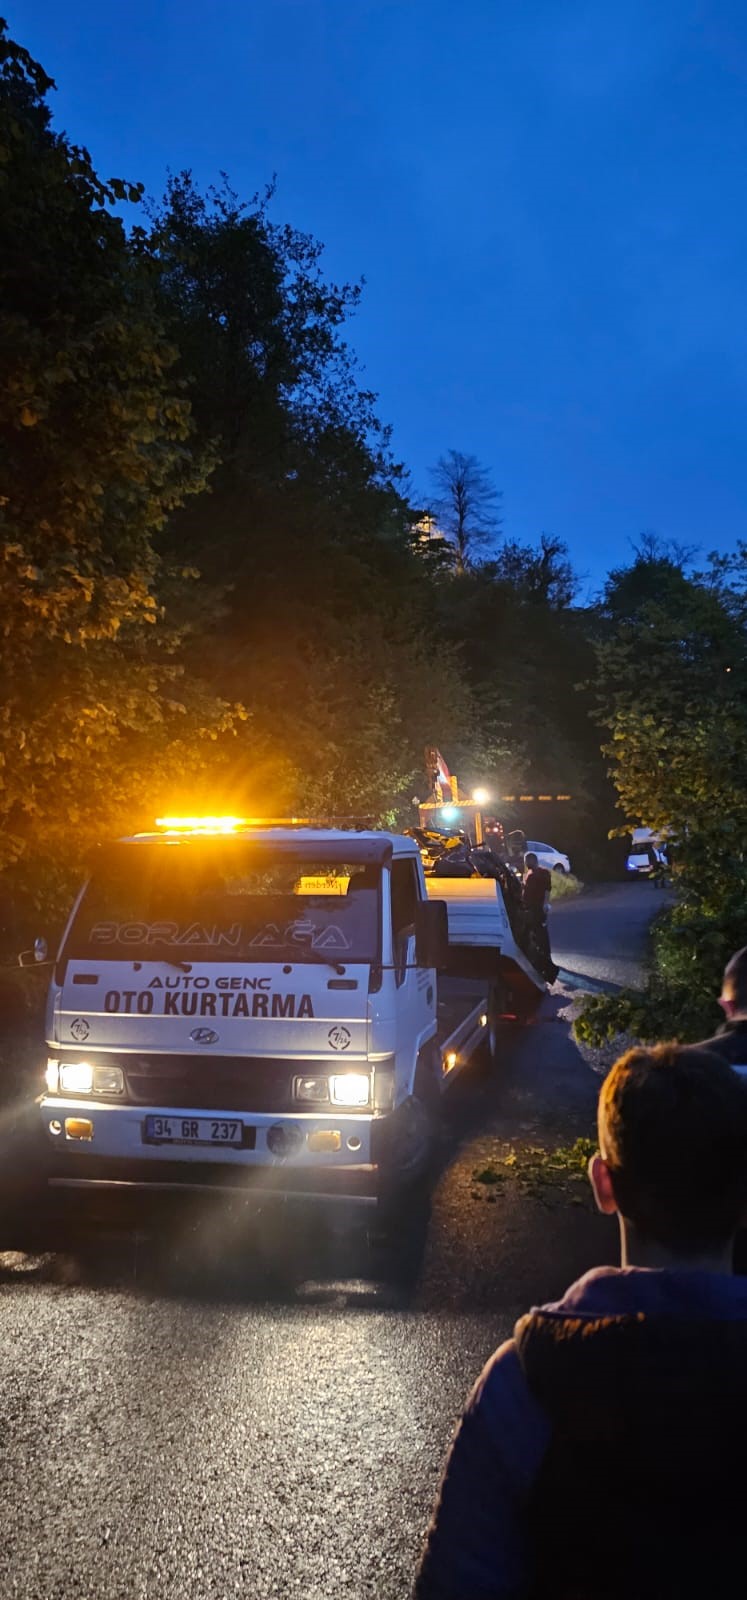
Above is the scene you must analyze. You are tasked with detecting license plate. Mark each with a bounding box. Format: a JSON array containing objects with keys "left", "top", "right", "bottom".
[{"left": 143, "top": 1116, "right": 245, "bottom": 1146}]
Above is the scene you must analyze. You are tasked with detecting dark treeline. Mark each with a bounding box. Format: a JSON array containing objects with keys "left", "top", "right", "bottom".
[{"left": 2, "top": 24, "right": 745, "bottom": 1039}]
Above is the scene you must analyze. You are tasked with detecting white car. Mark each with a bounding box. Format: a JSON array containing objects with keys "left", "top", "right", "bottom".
[
  {"left": 626, "top": 828, "right": 666, "bottom": 876},
  {"left": 525, "top": 840, "right": 571, "bottom": 875}
]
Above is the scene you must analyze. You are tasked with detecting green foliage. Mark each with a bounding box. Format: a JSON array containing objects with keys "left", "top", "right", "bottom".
[
  {"left": 145, "top": 171, "right": 398, "bottom": 506},
  {"left": 577, "top": 546, "right": 747, "bottom": 1044},
  {"left": 472, "top": 1137, "right": 597, "bottom": 1202},
  {"left": 549, "top": 870, "right": 583, "bottom": 900},
  {"left": 0, "top": 23, "right": 236, "bottom": 923},
  {"left": 147, "top": 173, "right": 495, "bottom": 821},
  {"left": 431, "top": 541, "right": 613, "bottom": 859}
]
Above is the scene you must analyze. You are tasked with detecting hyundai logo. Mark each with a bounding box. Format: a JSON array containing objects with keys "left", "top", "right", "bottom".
[{"left": 190, "top": 1027, "right": 220, "bottom": 1045}]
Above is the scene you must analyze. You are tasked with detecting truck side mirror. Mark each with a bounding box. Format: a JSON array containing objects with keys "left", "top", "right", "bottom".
[
  {"left": 18, "top": 935, "right": 49, "bottom": 968},
  {"left": 415, "top": 900, "right": 448, "bottom": 969}
]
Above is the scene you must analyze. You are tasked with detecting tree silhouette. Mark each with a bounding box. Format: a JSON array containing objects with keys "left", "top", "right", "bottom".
[{"left": 429, "top": 449, "right": 501, "bottom": 572}]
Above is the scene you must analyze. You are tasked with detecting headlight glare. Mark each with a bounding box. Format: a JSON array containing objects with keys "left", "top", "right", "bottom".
[
  {"left": 59, "top": 1061, "right": 94, "bottom": 1094},
  {"left": 46, "top": 1059, "right": 60, "bottom": 1093},
  {"left": 330, "top": 1072, "right": 370, "bottom": 1108}
]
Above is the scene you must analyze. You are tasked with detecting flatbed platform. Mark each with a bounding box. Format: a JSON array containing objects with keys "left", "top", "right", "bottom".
[{"left": 435, "top": 975, "right": 493, "bottom": 1083}]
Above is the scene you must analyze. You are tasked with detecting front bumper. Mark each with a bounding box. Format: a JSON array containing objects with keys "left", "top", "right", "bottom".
[{"left": 40, "top": 1097, "right": 377, "bottom": 1203}]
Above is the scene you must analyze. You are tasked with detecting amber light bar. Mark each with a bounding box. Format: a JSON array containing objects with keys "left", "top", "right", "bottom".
[{"left": 156, "top": 815, "right": 248, "bottom": 832}]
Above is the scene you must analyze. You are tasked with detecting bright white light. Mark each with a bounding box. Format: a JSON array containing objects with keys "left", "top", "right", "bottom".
[
  {"left": 472, "top": 787, "right": 490, "bottom": 806},
  {"left": 329, "top": 1073, "right": 370, "bottom": 1107},
  {"left": 45, "top": 1059, "right": 59, "bottom": 1093},
  {"left": 59, "top": 1061, "right": 94, "bottom": 1094},
  {"left": 440, "top": 805, "right": 459, "bottom": 824}
]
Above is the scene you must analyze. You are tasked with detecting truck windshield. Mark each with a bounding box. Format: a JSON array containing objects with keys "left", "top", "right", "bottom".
[{"left": 62, "top": 845, "right": 381, "bottom": 965}]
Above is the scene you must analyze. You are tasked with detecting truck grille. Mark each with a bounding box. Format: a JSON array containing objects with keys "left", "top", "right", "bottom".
[
  {"left": 55, "top": 1051, "right": 298, "bottom": 1112},
  {"left": 124, "top": 1055, "right": 296, "bottom": 1111}
]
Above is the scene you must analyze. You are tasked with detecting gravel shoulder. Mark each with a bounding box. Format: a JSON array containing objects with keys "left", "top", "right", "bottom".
[{"left": 417, "top": 982, "right": 620, "bottom": 1313}]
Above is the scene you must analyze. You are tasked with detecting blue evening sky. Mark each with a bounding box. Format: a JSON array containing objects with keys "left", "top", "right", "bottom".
[{"left": 11, "top": 0, "right": 747, "bottom": 589}]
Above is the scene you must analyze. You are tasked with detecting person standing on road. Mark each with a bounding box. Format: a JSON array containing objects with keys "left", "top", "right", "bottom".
[
  {"left": 522, "top": 851, "right": 558, "bottom": 982},
  {"left": 690, "top": 947, "right": 747, "bottom": 1274},
  {"left": 691, "top": 945, "right": 747, "bottom": 1073},
  {"left": 414, "top": 1044, "right": 747, "bottom": 1600}
]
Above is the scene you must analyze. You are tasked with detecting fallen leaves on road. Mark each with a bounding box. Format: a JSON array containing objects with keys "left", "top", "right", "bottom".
[{"left": 472, "top": 1136, "right": 597, "bottom": 1206}]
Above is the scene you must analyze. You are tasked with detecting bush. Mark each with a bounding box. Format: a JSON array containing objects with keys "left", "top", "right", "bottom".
[
  {"left": 575, "top": 894, "right": 736, "bottom": 1046},
  {"left": 550, "top": 871, "right": 584, "bottom": 901},
  {"left": 577, "top": 547, "right": 747, "bottom": 1049}
]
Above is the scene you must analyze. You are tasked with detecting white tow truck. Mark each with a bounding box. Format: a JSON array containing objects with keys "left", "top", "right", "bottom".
[{"left": 39, "top": 817, "right": 544, "bottom": 1229}]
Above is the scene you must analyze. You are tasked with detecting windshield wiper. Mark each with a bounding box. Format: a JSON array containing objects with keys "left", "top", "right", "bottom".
[
  {"left": 286, "top": 949, "right": 347, "bottom": 976},
  {"left": 141, "top": 942, "right": 192, "bottom": 973}
]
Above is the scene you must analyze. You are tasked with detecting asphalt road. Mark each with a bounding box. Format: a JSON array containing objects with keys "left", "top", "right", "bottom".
[
  {"left": 552, "top": 878, "right": 663, "bottom": 991},
  {"left": 0, "top": 883, "right": 652, "bottom": 1600}
]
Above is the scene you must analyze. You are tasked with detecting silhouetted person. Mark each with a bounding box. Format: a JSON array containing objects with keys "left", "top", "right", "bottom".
[
  {"left": 690, "top": 945, "right": 747, "bottom": 1272},
  {"left": 415, "top": 1044, "right": 747, "bottom": 1600},
  {"left": 692, "top": 945, "right": 747, "bottom": 1075},
  {"left": 522, "top": 851, "right": 557, "bottom": 982}
]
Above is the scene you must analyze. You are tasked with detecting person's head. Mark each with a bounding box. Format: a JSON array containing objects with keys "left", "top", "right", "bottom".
[
  {"left": 524, "top": 852, "right": 538, "bottom": 870},
  {"left": 589, "top": 1043, "right": 747, "bottom": 1267},
  {"left": 719, "top": 946, "right": 747, "bottom": 1020}
]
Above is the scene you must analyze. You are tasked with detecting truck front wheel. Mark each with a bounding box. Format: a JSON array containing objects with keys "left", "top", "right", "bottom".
[{"left": 367, "top": 1045, "right": 440, "bottom": 1283}]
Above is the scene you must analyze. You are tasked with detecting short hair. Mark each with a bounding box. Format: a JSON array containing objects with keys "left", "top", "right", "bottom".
[
  {"left": 723, "top": 946, "right": 747, "bottom": 1010},
  {"left": 525, "top": 852, "right": 538, "bottom": 868},
  {"left": 599, "top": 1043, "right": 747, "bottom": 1254}
]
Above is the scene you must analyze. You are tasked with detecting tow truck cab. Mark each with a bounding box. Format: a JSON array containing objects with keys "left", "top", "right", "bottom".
[{"left": 40, "top": 824, "right": 493, "bottom": 1216}]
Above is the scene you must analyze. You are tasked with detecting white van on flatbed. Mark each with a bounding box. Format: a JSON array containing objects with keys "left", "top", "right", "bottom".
[{"left": 40, "top": 821, "right": 543, "bottom": 1227}]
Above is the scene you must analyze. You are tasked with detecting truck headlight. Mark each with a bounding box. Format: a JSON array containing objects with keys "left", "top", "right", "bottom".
[
  {"left": 59, "top": 1061, "right": 94, "bottom": 1094},
  {"left": 93, "top": 1064, "right": 125, "bottom": 1096},
  {"left": 330, "top": 1072, "right": 370, "bottom": 1108},
  {"left": 294, "top": 1075, "right": 331, "bottom": 1103},
  {"left": 55, "top": 1062, "right": 124, "bottom": 1096}
]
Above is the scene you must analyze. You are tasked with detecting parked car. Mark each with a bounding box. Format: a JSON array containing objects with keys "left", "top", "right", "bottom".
[
  {"left": 626, "top": 827, "right": 666, "bottom": 877},
  {"left": 524, "top": 840, "right": 571, "bottom": 875}
]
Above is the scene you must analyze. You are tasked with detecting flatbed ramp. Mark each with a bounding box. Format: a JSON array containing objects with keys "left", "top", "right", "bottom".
[
  {"left": 426, "top": 874, "right": 546, "bottom": 999},
  {"left": 435, "top": 976, "right": 491, "bottom": 1081},
  {"left": 426, "top": 876, "right": 511, "bottom": 947},
  {"left": 437, "top": 977, "right": 490, "bottom": 1043}
]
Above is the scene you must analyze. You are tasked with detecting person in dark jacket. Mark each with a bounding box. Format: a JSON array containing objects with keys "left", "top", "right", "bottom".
[
  {"left": 692, "top": 944, "right": 747, "bottom": 1073},
  {"left": 414, "top": 1043, "right": 747, "bottom": 1600},
  {"left": 521, "top": 852, "right": 558, "bottom": 982},
  {"left": 691, "top": 945, "right": 747, "bottom": 1272}
]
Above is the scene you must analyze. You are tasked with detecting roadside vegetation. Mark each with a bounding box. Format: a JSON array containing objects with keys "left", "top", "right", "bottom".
[
  {"left": 576, "top": 545, "right": 747, "bottom": 1043},
  {"left": 472, "top": 1137, "right": 597, "bottom": 1205},
  {"left": 1, "top": 18, "right": 745, "bottom": 1037},
  {"left": 549, "top": 871, "right": 584, "bottom": 901}
]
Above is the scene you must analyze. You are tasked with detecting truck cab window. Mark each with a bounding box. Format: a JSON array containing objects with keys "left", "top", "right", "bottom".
[
  {"left": 390, "top": 859, "right": 419, "bottom": 979},
  {"left": 62, "top": 844, "right": 382, "bottom": 966}
]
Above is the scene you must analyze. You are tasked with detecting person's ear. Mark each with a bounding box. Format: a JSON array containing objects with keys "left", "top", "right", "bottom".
[{"left": 589, "top": 1153, "right": 618, "bottom": 1215}]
